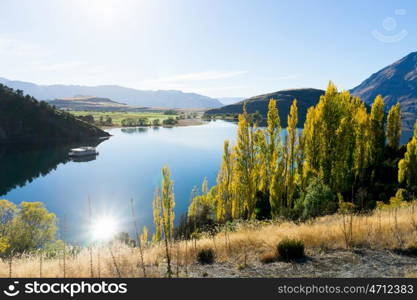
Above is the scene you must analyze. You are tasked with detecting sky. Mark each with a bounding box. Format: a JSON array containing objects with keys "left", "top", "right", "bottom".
[{"left": 0, "top": 0, "right": 416, "bottom": 98}]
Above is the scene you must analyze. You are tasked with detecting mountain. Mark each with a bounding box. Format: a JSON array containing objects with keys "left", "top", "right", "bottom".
[
  {"left": 48, "top": 96, "right": 135, "bottom": 111},
  {"left": 205, "top": 88, "right": 324, "bottom": 127},
  {"left": 218, "top": 97, "right": 245, "bottom": 105},
  {"left": 0, "top": 78, "right": 222, "bottom": 109},
  {"left": 351, "top": 52, "right": 417, "bottom": 130},
  {"left": 0, "top": 84, "right": 109, "bottom": 144}
]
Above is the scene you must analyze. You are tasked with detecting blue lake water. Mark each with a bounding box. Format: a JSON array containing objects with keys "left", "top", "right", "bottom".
[
  {"left": 1, "top": 120, "right": 237, "bottom": 244},
  {"left": 1, "top": 120, "right": 413, "bottom": 244}
]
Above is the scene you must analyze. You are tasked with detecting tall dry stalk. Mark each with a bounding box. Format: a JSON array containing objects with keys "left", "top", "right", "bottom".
[
  {"left": 39, "top": 250, "right": 42, "bottom": 278},
  {"left": 130, "top": 198, "right": 147, "bottom": 277},
  {"left": 63, "top": 214, "right": 67, "bottom": 278},
  {"left": 175, "top": 240, "right": 180, "bottom": 277},
  {"left": 8, "top": 252, "right": 12, "bottom": 278},
  {"left": 88, "top": 197, "right": 94, "bottom": 278},
  {"left": 184, "top": 231, "right": 188, "bottom": 276},
  {"left": 97, "top": 244, "right": 101, "bottom": 278},
  {"left": 162, "top": 220, "right": 172, "bottom": 277},
  {"left": 109, "top": 247, "right": 121, "bottom": 277},
  {"left": 340, "top": 212, "right": 354, "bottom": 249}
]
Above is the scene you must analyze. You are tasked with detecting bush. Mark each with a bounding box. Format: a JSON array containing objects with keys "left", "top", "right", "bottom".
[
  {"left": 302, "top": 177, "right": 336, "bottom": 218},
  {"left": 197, "top": 248, "right": 215, "bottom": 264},
  {"left": 277, "top": 238, "right": 305, "bottom": 261}
]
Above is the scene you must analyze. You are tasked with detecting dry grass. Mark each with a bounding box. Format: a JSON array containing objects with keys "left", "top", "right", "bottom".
[{"left": 1, "top": 203, "right": 417, "bottom": 278}]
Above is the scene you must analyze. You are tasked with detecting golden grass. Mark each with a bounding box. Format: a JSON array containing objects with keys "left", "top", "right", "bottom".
[{"left": 1, "top": 203, "right": 416, "bottom": 278}]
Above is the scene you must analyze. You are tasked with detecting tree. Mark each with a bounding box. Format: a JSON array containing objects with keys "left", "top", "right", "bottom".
[
  {"left": 105, "top": 116, "right": 112, "bottom": 126},
  {"left": 0, "top": 199, "right": 17, "bottom": 237},
  {"left": 284, "top": 99, "right": 299, "bottom": 208},
  {"left": 369, "top": 95, "right": 386, "bottom": 165},
  {"left": 152, "top": 189, "right": 162, "bottom": 243},
  {"left": 353, "top": 105, "right": 370, "bottom": 183},
  {"left": 215, "top": 140, "right": 233, "bottom": 221},
  {"left": 387, "top": 102, "right": 401, "bottom": 149},
  {"left": 161, "top": 166, "right": 175, "bottom": 276},
  {"left": 140, "top": 226, "right": 148, "bottom": 248},
  {"left": 302, "top": 178, "right": 336, "bottom": 219},
  {"left": 398, "top": 123, "right": 417, "bottom": 192},
  {"left": 232, "top": 103, "right": 256, "bottom": 218},
  {"left": 261, "top": 99, "right": 281, "bottom": 195},
  {"left": 7, "top": 201, "right": 57, "bottom": 253}
]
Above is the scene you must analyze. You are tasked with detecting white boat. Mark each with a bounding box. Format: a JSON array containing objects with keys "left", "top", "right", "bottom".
[{"left": 69, "top": 146, "right": 98, "bottom": 157}]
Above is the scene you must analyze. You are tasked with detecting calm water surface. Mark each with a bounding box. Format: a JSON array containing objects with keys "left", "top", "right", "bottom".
[
  {"left": 1, "top": 120, "right": 237, "bottom": 243},
  {"left": 1, "top": 120, "right": 412, "bottom": 244}
]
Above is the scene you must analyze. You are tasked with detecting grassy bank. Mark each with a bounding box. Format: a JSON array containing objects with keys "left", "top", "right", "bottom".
[
  {"left": 2, "top": 203, "right": 416, "bottom": 278},
  {"left": 69, "top": 111, "right": 204, "bottom": 127},
  {"left": 70, "top": 111, "right": 177, "bottom": 126}
]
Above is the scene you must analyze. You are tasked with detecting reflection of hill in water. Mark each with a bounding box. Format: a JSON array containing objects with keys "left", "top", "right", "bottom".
[
  {"left": 0, "top": 140, "right": 106, "bottom": 196},
  {"left": 121, "top": 127, "right": 149, "bottom": 134}
]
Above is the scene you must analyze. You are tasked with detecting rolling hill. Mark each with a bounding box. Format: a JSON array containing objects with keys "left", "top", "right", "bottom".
[
  {"left": 48, "top": 96, "right": 135, "bottom": 111},
  {"left": 0, "top": 78, "right": 222, "bottom": 109},
  {"left": 205, "top": 88, "right": 325, "bottom": 127},
  {"left": 351, "top": 51, "right": 417, "bottom": 130},
  {"left": 0, "top": 84, "right": 109, "bottom": 144}
]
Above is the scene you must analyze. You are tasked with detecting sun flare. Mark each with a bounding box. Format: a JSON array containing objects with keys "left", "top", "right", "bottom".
[{"left": 90, "top": 215, "right": 118, "bottom": 241}]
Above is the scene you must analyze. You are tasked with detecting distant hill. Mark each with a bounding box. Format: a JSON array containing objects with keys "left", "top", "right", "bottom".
[
  {"left": 0, "top": 84, "right": 109, "bottom": 144},
  {"left": 0, "top": 78, "right": 222, "bottom": 109},
  {"left": 351, "top": 52, "right": 417, "bottom": 130},
  {"left": 205, "top": 88, "right": 325, "bottom": 127},
  {"left": 48, "top": 96, "right": 135, "bottom": 111}
]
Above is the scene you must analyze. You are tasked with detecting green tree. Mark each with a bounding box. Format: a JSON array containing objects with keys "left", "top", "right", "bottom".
[
  {"left": 302, "top": 178, "right": 336, "bottom": 218},
  {"left": 386, "top": 102, "right": 401, "bottom": 149},
  {"left": 152, "top": 189, "right": 162, "bottom": 243},
  {"left": 398, "top": 123, "right": 417, "bottom": 191},
  {"left": 232, "top": 103, "right": 256, "bottom": 218},
  {"left": 215, "top": 140, "right": 233, "bottom": 221},
  {"left": 369, "top": 95, "right": 386, "bottom": 165},
  {"left": 8, "top": 201, "right": 57, "bottom": 253},
  {"left": 284, "top": 99, "right": 299, "bottom": 208},
  {"left": 161, "top": 166, "right": 175, "bottom": 276}
]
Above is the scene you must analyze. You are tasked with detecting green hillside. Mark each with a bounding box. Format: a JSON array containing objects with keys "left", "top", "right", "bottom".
[
  {"left": 204, "top": 88, "right": 324, "bottom": 127},
  {"left": 0, "top": 84, "right": 110, "bottom": 144}
]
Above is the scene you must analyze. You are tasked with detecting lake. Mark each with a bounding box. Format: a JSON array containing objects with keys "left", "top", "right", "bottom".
[
  {"left": 0, "top": 120, "right": 237, "bottom": 244},
  {"left": 1, "top": 120, "right": 413, "bottom": 244}
]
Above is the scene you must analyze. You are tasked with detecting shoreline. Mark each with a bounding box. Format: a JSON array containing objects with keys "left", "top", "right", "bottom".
[{"left": 98, "top": 118, "right": 205, "bottom": 129}]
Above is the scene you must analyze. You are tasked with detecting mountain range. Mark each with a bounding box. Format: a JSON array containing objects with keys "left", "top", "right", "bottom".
[
  {"left": 208, "top": 52, "right": 417, "bottom": 131},
  {"left": 0, "top": 78, "right": 222, "bottom": 109},
  {"left": 351, "top": 51, "right": 417, "bottom": 130}
]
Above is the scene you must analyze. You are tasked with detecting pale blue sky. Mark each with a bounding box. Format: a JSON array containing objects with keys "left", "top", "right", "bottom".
[{"left": 0, "top": 0, "right": 416, "bottom": 97}]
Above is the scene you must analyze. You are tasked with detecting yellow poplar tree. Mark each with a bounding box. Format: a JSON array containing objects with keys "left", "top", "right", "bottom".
[
  {"left": 284, "top": 99, "right": 298, "bottom": 207},
  {"left": 353, "top": 105, "right": 370, "bottom": 182},
  {"left": 215, "top": 140, "right": 233, "bottom": 221},
  {"left": 232, "top": 103, "right": 256, "bottom": 218},
  {"left": 398, "top": 121, "right": 417, "bottom": 191},
  {"left": 387, "top": 102, "right": 401, "bottom": 149},
  {"left": 161, "top": 166, "right": 175, "bottom": 240},
  {"left": 152, "top": 189, "right": 162, "bottom": 243},
  {"left": 369, "top": 95, "right": 386, "bottom": 165}
]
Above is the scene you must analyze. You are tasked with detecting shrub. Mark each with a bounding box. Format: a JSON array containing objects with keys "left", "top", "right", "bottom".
[
  {"left": 277, "top": 238, "right": 305, "bottom": 261},
  {"left": 197, "top": 248, "right": 215, "bottom": 264},
  {"left": 302, "top": 177, "right": 336, "bottom": 218}
]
